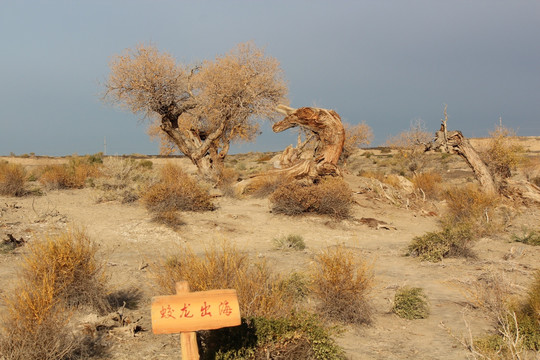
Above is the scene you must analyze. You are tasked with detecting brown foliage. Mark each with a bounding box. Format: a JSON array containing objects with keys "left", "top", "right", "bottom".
[
  {"left": 153, "top": 241, "right": 296, "bottom": 318},
  {"left": 412, "top": 171, "right": 442, "bottom": 199},
  {"left": 310, "top": 245, "right": 374, "bottom": 324},
  {"left": 386, "top": 118, "right": 432, "bottom": 151},
  {"left": 94, "top": 157, "right": 157, "bottom": 203},
  {"left": 341, "top": 122, "right": 373, "bottom": 161},
  {"left": 0, "top": 228, "right": 109, "bottom": 359},
  {"left": 243, "top": 173, "right": 289, "bottom": 198},
  {"left": 105, "top": 42, "right": 288, "bottom": 177},
  {"left": 0, "top": 162, "right": 27, "bottom": 196},
  {"left": 443, "top": 184, "right": 500, "bottom": 235},
  {"left": 39, "top": 157, "right": 101, "bottom": 190},
  {"left": 142, "top": 163, "right": 214, "bottom": 226},
  {"left": 480, "top": 123, "right": 525, "bottom": 179},
  {"left": 18, "top": 228, "right": 109, "bottom": 311},
  {"left": 269, "top": 178, "right": 353, "bottom": 219}
]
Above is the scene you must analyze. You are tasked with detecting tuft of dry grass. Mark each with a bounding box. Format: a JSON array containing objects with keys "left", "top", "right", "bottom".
[
  {"left": 0, "top": 228, "right": 109, "bottom": 359},
  {"left": 412, "top": 171, "right": 442, "bottom": 199},
  {"left": 19, "top": 228, "right": 110, "bottom": 312},
  {"left": 244, "top": 173, "right": 288, "bottom": 198},
  {"left": 216, "top": 166, "right": 240, "bottom": 198},
  {"left": 142, "top": 163, "right": 214, "bottom": 226},
  {"left": 310, "top": 245, "right": 373, "bottom": 325},
  {"left": 481, "top": 124, "right": 525, "bottom": 180},
  {"left": 94, "top": 157, "right": 157, "bottom": 203},
  {"left": 270, "top": 177, "right": 353, "bottom": 219},
  {"left": 359, "top": 171, "right": 402, "bottom": 189},
  {"left": 273, "top": 234, "right": 306, "bottom": 251},
  {"left": 443, "top": 183, "right": 501, "bottom": 236},
  {"left": 0, "top": 162, "right": 27, "bottom": 196},
  {"left": 152, "top": 241, "right": 297, "bottom": 319}
]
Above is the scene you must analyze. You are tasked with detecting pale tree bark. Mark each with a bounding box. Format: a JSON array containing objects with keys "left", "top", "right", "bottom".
[
  {"left": 427, "top": 124, "right": 540, "bottom": 203},
  {"left": 427, "top": 119, "right": 498, "bottom": 195},
  {"left": 236, "top": 105, "right": 346, "bottom": 193}
]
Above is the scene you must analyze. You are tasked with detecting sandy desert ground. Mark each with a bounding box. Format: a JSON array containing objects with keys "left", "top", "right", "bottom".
[{"left": 1, "top": 138, "right": 540, "bottom": 359}]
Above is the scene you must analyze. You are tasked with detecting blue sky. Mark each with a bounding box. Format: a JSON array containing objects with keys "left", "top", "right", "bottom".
[{"left": 1, "top": 1, "right": 539, "bottom": 156}]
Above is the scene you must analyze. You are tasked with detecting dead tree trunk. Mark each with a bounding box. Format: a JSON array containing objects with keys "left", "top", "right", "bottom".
[
  {"left": 235, "top": 105, "right": 346, "bottom": 193},
  {"left": 427, "top": 120, "right": 499, "bottom": 194},
  {"left": 272, "top": 105, "right": 345, "bottom": 177}
]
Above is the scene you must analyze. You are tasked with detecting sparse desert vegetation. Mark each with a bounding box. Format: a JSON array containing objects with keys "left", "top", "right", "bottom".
[{"left": 0, "top": 135, "right": 539, "bottom": 359}]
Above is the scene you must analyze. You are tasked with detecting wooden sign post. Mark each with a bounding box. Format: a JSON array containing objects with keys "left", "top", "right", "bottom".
[{"left": 151, "top": 281, "right": 241, "bottom": 360}]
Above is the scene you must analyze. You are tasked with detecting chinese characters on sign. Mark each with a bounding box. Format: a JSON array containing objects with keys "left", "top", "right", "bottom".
[
  {"left": 151, "top": 289, "right": 241, "bottom": 334},
  {"left": 160, "top": 300, "right": 234, "bottom": 320}
]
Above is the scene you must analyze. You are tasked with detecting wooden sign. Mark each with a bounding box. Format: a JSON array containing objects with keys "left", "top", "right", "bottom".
[
  {"left": 151, "top": 282, "right": 241, "bottom": 360},
  {"left": 151, "top": 288, "right": 241, "bottom": 334}
]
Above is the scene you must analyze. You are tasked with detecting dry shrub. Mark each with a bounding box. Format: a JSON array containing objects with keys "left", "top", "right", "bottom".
[
  {"left": 341, "top": 122, "right": 373, "bottom": 163},
  {"left": 443, "top": 184, "right": 501, "bottom": 236},
  {"left": 412, "top": 171, "right": 442, "bottom": 199},
  {"left": 310, "top": 245, "right": 373, "bottom": 325},
  {"left": 0, "top": 278, "right": 76, "bottom": 360},
  {"left": 359, "top": 171, "right": 403, "bottom": 189},
  {"left": 154, "top": 241, "right": 344, "bottom": 359},
  {"left": 39, "top": 157, "right": 101, "bottom": 190},
  {"left": 0, "top": 228, "right": 109, "bottom": 359},
  {"left": 510, "top": 271, "right": 540, "bottom": 351},
  {"left": 386, "top": 118, "right": 432, "bottom": 151},
  {"left": 0, "top": 162, "right": 27, "bottom": 196},
  {"left": 464, "top": 272, "right": 512, "bottom": 316},
  {"left": 39, "top": 164, "right": 70, "bottom": 189},
  {"left": 143, "top": 163, "right": 214, "bottom": 225},
  {"left": 216, "top": 166, "right": 240, "bottom": 198},
  {"left": 481, "top": 124, "right": 525, "bottom": 179},
  {"left": 244, "top": 173, "right": 288, "bottom": 198},
  {"left": 528, "top": 271, "right": 540, "bottom": 322},
  {"left": 270, "top": 177, "right": 353, "bottom": 219},
  {"left": 153, "top": 241, "right": 296, "bottom": 318},
  {"left": 466, "top": 272, "right": 540, "bottom": 356},
  {"left": 94, "top": 157, "right": 157, "bottom": 203},
  {"left": 19, "top": 228, "right": 109, "bottom": 311}
]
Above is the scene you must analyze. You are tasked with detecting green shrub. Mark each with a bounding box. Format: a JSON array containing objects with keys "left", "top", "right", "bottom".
[
  {"left": 199, "top": 312, "right": 345, "bottom": 360},
  {"left": 392, "top": 287, "right": 429, "bottom": 319},
  {"left": 138, "top": 159, "right": 153, "bottom": 169},
  {"left": 512, "top": 228, "right": 540, "bottom": 246},
  {"left": 273, "top": 234, "right": 306, "bottom": 250},
  {"left": 86, "top": 152, "right": 104, "bottom": 164},
  {"left": 270, "top": 178, "right": 353, "bottom": 219},
  {"left": 0, "top": 162, "right": 27, "bottom": 196},
  {"left": 407, "top": 224, "right": 475, "bottom": 262},
  {"left": 310, "top": 245, "right": 373, "bottom": 325}
]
